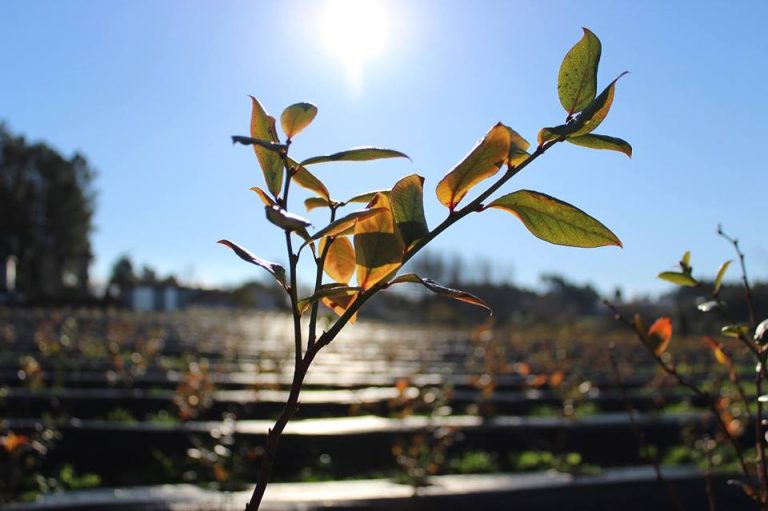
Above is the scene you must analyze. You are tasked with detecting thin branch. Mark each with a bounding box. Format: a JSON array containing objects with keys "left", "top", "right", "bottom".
[
  {"left": 608, "top": 343, "right": 685, "bottom": 511},
  {"left": 320, "top": 140, "right": 562, "bottom": 346},
  {"left": 308, "top": 206, "right": 338, "bottom": 349},
  {"left": 718, "top": 225, "right": 756, "bottom": 328},
  {"left": 603, "top": 300, "right": 753, "bottom": 480}
]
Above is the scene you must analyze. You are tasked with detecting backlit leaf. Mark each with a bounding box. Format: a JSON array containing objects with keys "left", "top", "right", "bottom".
[
  {"left": 265, "top": 205, "right": 312, "bottom": 232},
  {"left": 249, "top": 96, "right": 284, "bottom": 196},
  {"left": 320, "top": 236, "right": 355, "bottom": 284},
  {"left": 304, "top": 208, "right": 387, "bottom": 245},
  {"left": 321, "top": 290, "right": 359, "bottom": 323},
  {"left": 567, "top": 72, "right": 628, "bottom": 137},
  {"left": 722, "top": 324, "right": 750, "bottom": 338},
  {"left": 538, "top": 72, "right": 628, "bottom": 144},
  {"left": 681, "top": 251, "right": 691, "bottom": 269},
  {"left": 504, "top": 126, "right": 531, "bottom": 166},
  {"left": 657, "top": 271, "right": 698, "bottom": 287},
  {"left": 714, "top": 260, "right": 732, "bottom": 294},
  {"left": 704, "top": 336, "right": 730, "bottom": 367},
  {"left": 217, "top": 240, "right": 287, "bottom": 290},
  {"left": 566, "top": 134, "right": 632, "bottom": 158},
  {"left": 300, "top": 148, "right": 409, "bottom": 166},
  {"left": 558, "top": 28, "right": 602, "bottom": 115},
  {"left": 297, "top": 284, "right": 360, "bottom": 315},
  {"left": 391, "top": 174, "right": 429, "bottom": 248},
  {"left": 388, "top": 273, "right": 492, "bottom": 314},
  {"left": 289, "top": 158, "right": 331, "bottom": 201},
  {"left": 487, "top": 190, "right": 622, "bottom": 248},
  {"left": 305, "top": 197, "right": 331, "bottom": 211},
  {"left": 250, "top": 186, "right": 276, "bottom": 207},
  {"left": 280, "top": 102, "right": 318, "bottom": 138},
  {"left": 354, "top": 194, "right": 404, "bottom": 290},
  {"left": 345, "top": 190, "right": 389, "bottom": 204},
  {"left": 436, "top": 123, "right": 512, "bottom": 210},
  {"left": 648, "top": 317, "right": 672, "bottom": 356}
]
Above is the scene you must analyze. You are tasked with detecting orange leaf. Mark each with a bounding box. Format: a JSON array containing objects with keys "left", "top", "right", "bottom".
[
  {"left": 648, "top": 317, "right": 672, "bottom": 356},
  {"left": 704, "top": 336, "right": 730, "bottom": 367}
]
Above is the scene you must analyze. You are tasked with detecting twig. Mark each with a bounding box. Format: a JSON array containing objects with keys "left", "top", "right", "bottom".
[
  {"left": 608, "top": 343, "right": 685, "bottom": 511},
  {"left": 603, "top": 300, "right": 753, "bottom": 481}
]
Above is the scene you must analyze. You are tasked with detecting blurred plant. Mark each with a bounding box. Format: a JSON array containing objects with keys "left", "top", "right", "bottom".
[
  {"left": 174, "top": 357, "right": 216, "bottom": 420},
  {"left": 220, "top": 28, "right": 630, "bottom": 510},
  {"left": 607, "top": 227, "right": 768, "bottom": 509},
  {"left": 392, "top": 427, "right": 457, "bottom": 491},
  {"left": 0, "top": 425, "right": 60, "bottom": 503},
  {"left": 508, "top": 449, "right": 596, "bottom": 474}
]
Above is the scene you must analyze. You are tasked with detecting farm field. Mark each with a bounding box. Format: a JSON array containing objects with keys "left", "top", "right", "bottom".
[{"left": 0, "top": 307, "right": 757, "bottom": 510}]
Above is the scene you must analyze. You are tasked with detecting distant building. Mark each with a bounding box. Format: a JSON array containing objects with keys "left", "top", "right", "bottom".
[{"left": 129, "top": 284, "right": 186, "bottom": 312}]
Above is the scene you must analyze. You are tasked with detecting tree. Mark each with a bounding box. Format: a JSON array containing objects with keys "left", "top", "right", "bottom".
[{"left": 0, "top": 124, "right": 96, "bottom": 301}]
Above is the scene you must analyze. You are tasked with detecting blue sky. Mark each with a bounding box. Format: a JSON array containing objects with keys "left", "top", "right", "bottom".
[{"left": 3, "top": 0, "right": 767, "bottom": 297}]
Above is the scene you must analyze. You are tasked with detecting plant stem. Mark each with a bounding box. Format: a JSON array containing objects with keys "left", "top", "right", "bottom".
[
  {"left": 603, "top": 300, "right": 753, "bottom": 481},
  {"left": 321, "top": 139, "right": 561, "bottom": 344},
  {"left": 244, "top": 342, "right": 321, "bottom": 511},
  {"left": 718, "top": 226, "right": 756, "bottom": 327},
  {"left": 608, "top": 343, "right": 684, "bottom": 511},
  {"left": 308, "top": 207, "right": 337, "bottom": 349},
  {"left": 245, "top": 137, "right": 561, "bottom": 511}
]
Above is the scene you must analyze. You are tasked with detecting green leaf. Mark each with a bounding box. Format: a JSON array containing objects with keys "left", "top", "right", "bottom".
[
  {"left": 558, "top": 28, "right": 602, "bottom": 115},
  {"left": 390, "top": 174, "right": 429, "bottom": 248},
  {"left": 289, "top": 158, "right": 331, "bottom": 201},
  {"left": 217, "top": 239, "right": 287, "bottom": 290},
  {"left": 721, "top": 324, "right": 750, "bottom": 338},
  {"left": 297, "top": 284, "right": 360, "bottom": 315},
  {"left": 265, "top": 205, "right": 312, "bottom": 232},
  {"left": 388, "top": 273, "right": 492, "bottom": 314},
  {"left": 304, "top": 208, "right": 387, "bottom": 244},
  {"left": 566, "top": 134, "right": 632, "bottom": 158},
  {"left": 300, "top": 148, "right": 409, "bottom": 166},
  {"left": 714, "top": 260, "right": 732, "bottom": 294},
  {"left": 250, "top": 186, "right": 276, "bottom": 207},
  {"left": 538, "top": 72, "right": 628, "bottom": 145},
  {"left": 231, "top": 136, "right": 286, "bottom": 153},
  {"left": 344, "top": 190, "right": 389, "bottom": 204},
  {"left": 436, "top": 123, "right": 512, "bottom": 210},
  {"left": 249, "top": 96, "right": 284, "bottom": 197},
  {"left": 354, "top": 194, "right": 404, "bottom": 290},
  {"left": 681, "top": 251, "right": 691, "bottom": 269},
  {"left": 569, "top": 72, "right": 628, "bottom": 136},
  {"left": 305, "top": 197, "right": 331, "bottom": 211},
  {"left": 486, "top": 190, "right": 622, "bottom": 248},
  {"left": 280, "top": 102, "right": 317, "bottom": 139},
  {"left": 657, "top": 271, "right": 699, "bottom": 287}
]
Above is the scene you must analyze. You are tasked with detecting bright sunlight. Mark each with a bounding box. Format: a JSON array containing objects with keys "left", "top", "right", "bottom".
[{"left": 319, "top": 0, "right": 390, "bottom": 92}]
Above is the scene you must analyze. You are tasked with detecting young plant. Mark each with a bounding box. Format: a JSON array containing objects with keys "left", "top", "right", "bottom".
[
  {"left": 220, "top": 28, "right": 630, "bottom": 510},
  {"left": 607, "top": 227, "right": 768, "bottom": 509}
]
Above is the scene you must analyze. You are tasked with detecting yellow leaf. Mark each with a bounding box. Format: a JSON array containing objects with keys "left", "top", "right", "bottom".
[
  {"left": 321, "top": 291, "right": 359, "bottom": 323},
  {"left": 354, "top": 193, "right": 404, "bottom": 290},
  {"left": 436, "top": 123, "right": 512, "bottom": 210},
  {"left": 321, "top": 237, "right": 355, "bottom": 284},
  {"left": 250, "top": 186, "right": 276, "bottom": 207},
  {"left": 249, "top": 97, "right": 284, "bottom": 197}
]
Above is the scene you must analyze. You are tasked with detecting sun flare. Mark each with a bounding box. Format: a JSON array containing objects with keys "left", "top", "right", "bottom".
[{"left": 320, "top": 0, "right": 390, "bottom": 90}]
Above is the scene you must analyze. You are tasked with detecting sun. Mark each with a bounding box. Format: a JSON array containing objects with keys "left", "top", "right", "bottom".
[{"left": 319, "top": 0, "right": 390, "bottom": 90}]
